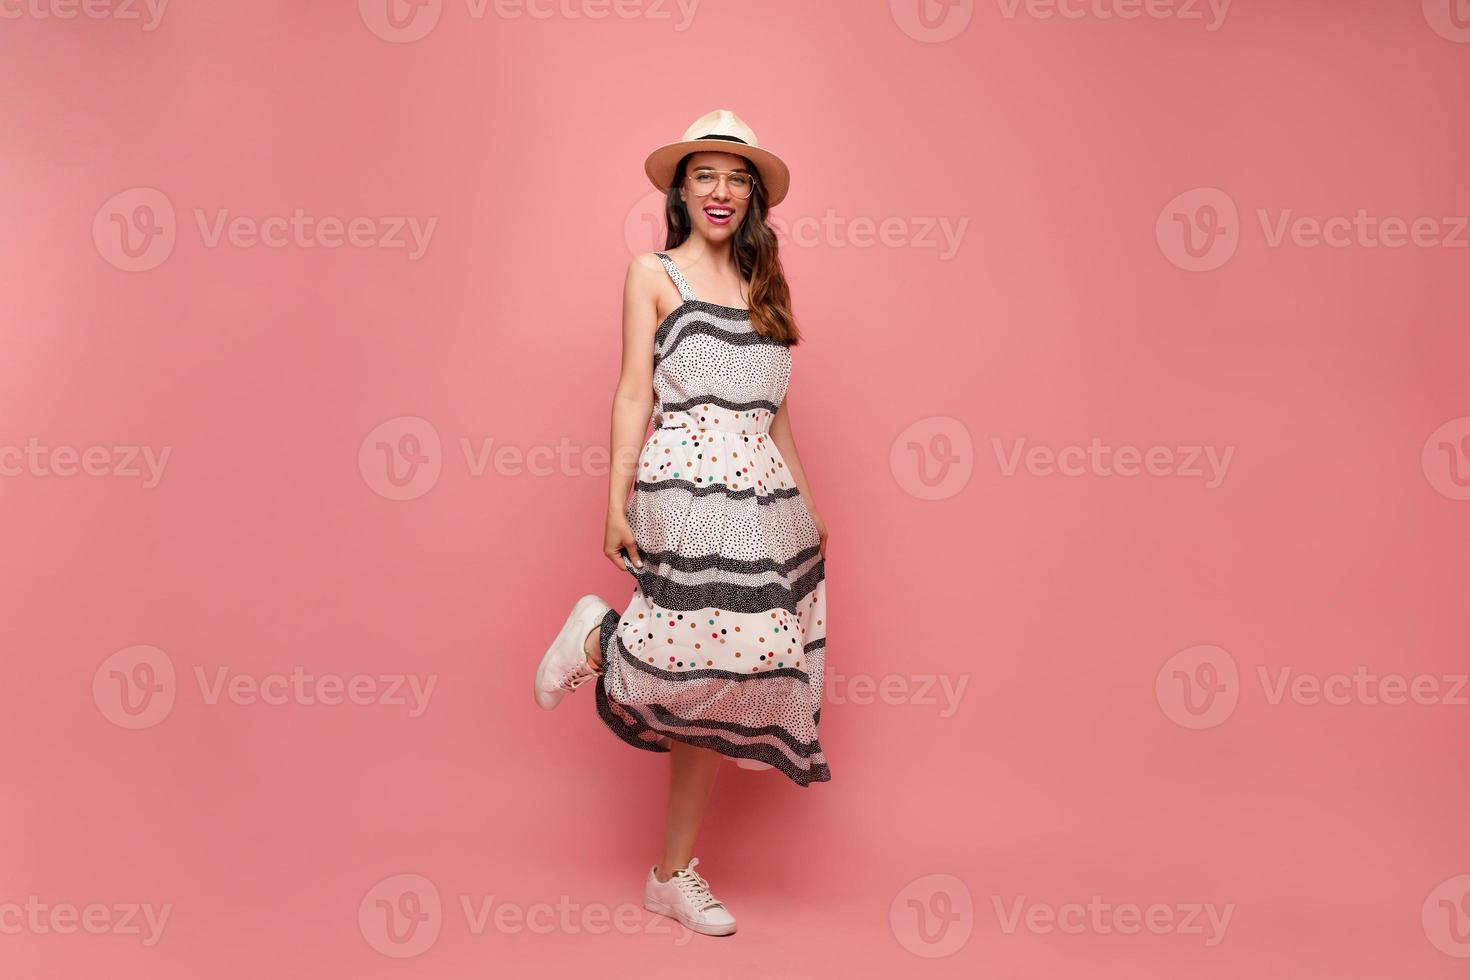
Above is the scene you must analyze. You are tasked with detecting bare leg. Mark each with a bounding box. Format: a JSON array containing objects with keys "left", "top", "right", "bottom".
[
  {"left": 653, "top": 741, "right": 722, "bottom": 881},
  {"left": 583, "top": 625, "right": 602, "bottom": 669}
]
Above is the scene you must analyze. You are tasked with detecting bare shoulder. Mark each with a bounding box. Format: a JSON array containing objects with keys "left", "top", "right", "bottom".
[
  {"left": 625, "top": 251, "right": 676, "bottom": 313},
  {"left": 621, "top": 252, "right": 671, "bottom": 334},
  {"left": 627, "top": 250, "right": 669, "bottom": 284}
]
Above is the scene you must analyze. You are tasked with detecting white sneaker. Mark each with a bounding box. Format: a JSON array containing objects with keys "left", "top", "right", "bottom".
[
  {"left": 534, "top": 594, "right": 612, "bottom": 710},
  {"left": 643, "top": 857, "right": 737, "bottom": 936}
]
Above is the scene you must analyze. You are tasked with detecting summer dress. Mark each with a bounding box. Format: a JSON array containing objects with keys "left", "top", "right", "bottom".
[{"left": 593, "top": 252, "right": 830, "bottom": 786}]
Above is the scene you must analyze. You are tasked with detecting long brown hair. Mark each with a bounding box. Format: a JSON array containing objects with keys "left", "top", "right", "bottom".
[{"left": 661, "top": 153, "right": 803, "bottom": 346}]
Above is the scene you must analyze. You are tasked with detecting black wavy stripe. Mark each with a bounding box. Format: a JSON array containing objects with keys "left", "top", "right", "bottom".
[
  {"left": 655, "top": 321, "right": 790, "bottom": 368},
  {"left": 656, "top": 394, "right": 782, "bottom": 416},
  {"left": 632, "top": 477, "right": 805, "bottom": 504},
  {"left": 653, "top": 300, "right": 751, "bottom": 346},
  {"left": 594, "top": 678, "right": 832, "bottom": 788},
  {"left": 605, "top": 625, "right": 824, "bottom": 757},
  {"left": 633, "top": 544, "right": 822, "bottom": 579},
  {"left": 619, "top": 544, "right": 824, "bottom": 614},
  {"left": 638, "top": 562, "right": 824, "bottom": 614},
  {"left": 644, "top": 703, "right": 823, "bottom": 757}
]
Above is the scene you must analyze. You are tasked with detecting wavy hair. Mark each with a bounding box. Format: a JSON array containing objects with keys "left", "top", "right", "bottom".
[{"left": 661, "top": 153, "right": 802, "bottom": 346}]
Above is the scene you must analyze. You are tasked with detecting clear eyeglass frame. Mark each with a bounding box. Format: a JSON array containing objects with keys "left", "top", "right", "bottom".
[{"left": 684, "top": 167, "right": 757, "bottom": 199}]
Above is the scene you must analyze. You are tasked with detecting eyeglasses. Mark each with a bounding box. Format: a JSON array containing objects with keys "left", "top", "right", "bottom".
[{"left": 684, "top": 167, "right": 757, "bottom": 200}]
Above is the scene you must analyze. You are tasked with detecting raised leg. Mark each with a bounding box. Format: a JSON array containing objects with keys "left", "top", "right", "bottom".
[
  {"left": 583, "top": 625, "right": 602, "bottom": 670},
  {"left": 654, "top": 741, "right": 722, "bottom": 881}
]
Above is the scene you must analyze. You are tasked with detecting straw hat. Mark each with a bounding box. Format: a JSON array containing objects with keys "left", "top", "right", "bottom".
[{"left": 644, "top": 109, "right": 790, "bottom": 207}]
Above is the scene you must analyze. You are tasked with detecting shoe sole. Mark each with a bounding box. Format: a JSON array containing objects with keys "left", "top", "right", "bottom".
[
  {"left": 534, "top": 594, "right": 608, "bottom": 710},
  {"left": 643, "top": 898, "right": 737, "bottom": 937}
]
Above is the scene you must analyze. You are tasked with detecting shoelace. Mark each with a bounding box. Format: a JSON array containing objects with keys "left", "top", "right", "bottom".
[
  {"left": 671, "top": 859, "right": 723, "bottom": 911},
  {"left": 557, "top": 661, "right": 601, "bottom": 692}
]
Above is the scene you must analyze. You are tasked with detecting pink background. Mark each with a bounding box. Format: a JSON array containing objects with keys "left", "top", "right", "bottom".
[{"left": 3, "top": 0, "right": 1469, "bottom": 976}]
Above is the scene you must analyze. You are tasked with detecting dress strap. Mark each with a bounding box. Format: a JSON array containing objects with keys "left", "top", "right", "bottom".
[{"left": 654, "top": 252, "right": 697, "bottom": 303}]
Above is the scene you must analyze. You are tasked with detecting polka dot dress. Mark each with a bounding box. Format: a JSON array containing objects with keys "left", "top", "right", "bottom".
[{"left": 593, "top": 251, "right": 830, "bottom": 787}]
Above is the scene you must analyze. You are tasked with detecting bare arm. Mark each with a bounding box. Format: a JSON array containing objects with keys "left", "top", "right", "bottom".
[
  {"left": 602, "top": 254, "right": 663, "bottom": 566},
  {"left": 769, "top": 393, "right": 828, "bottom": 556}
]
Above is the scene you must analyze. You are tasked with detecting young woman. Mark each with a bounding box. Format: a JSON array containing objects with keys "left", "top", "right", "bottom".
[{"left": 533, "top": 109, "right": 830, "bottom": 937}]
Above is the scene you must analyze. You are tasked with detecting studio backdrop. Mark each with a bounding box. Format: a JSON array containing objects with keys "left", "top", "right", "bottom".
[{"left": 2, "top": 1, "right": 1467, "bottom": 978}]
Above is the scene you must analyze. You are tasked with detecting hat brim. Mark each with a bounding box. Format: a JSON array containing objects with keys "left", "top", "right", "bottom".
[{"left": 644, "top": 139, "right": 790, "bottom": 208}]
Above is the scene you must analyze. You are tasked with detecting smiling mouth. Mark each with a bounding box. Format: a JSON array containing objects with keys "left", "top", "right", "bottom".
[{"left": 705, "top": 207, "right": 734, "bottom": 219}]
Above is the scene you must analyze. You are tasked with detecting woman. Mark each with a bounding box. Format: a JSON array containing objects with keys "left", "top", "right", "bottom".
[{"left": 533, "top": 109, "right": 830, "bottom": 937}]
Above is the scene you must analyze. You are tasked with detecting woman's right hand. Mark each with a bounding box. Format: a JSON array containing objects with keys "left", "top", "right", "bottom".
[{"left": 605, "top": 512, "right": 642, "bottom": 571}]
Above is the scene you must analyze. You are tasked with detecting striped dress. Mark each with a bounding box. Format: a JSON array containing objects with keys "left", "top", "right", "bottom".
[{"left": 594, "top": 251, "right": 831, "bottom": 787}]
